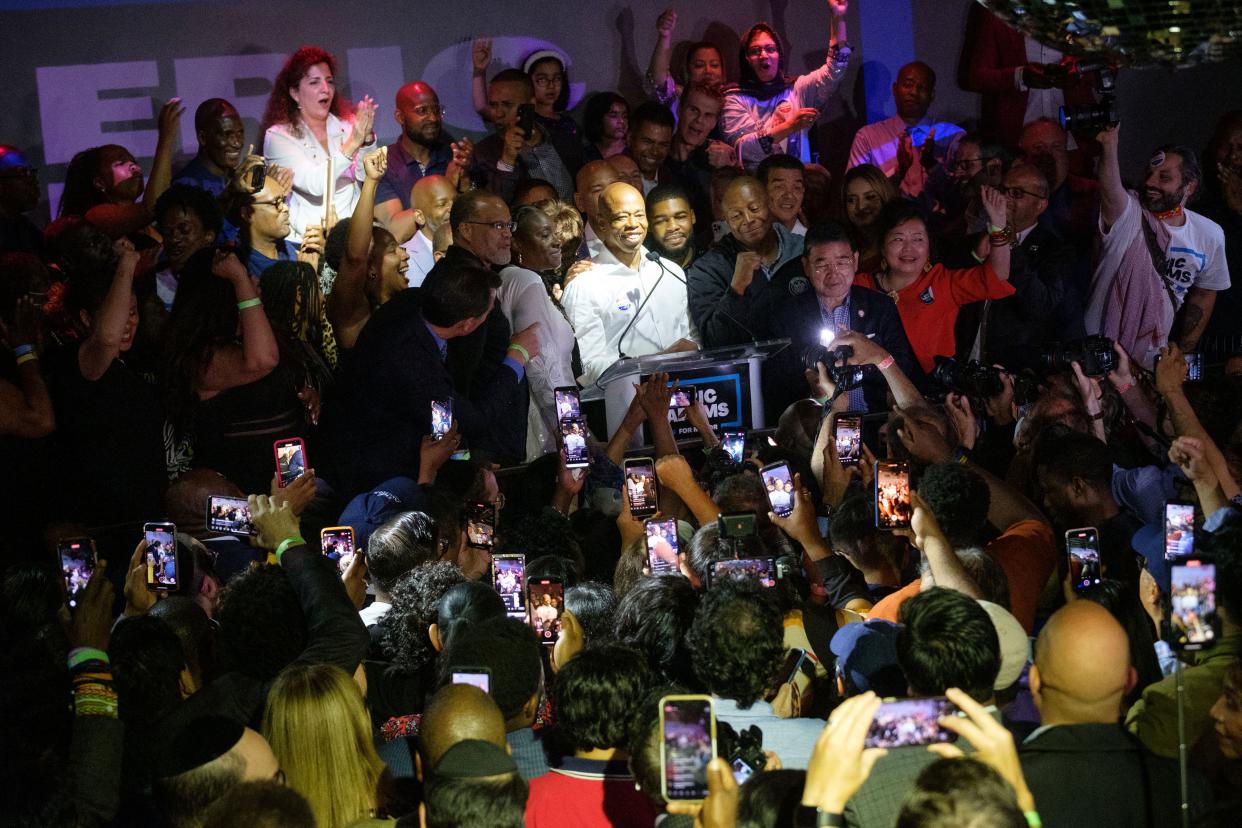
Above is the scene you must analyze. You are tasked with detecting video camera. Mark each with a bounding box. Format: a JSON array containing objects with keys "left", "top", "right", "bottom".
[
  {"left": 1059, "top": 63, "right": 1118, "bottom": 133},
  {"left": 1038, "top": 335, "right": 1116, "bottom": 378}
]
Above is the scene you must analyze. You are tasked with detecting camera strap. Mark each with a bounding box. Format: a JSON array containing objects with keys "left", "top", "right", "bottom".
[{"left": 1139, "top": 211, "right": 1180, "bottom": 315}]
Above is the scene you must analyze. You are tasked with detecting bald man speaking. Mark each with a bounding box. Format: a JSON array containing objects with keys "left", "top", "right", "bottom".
[
  {"left": 1019, "top": 601, "right": 1207, "bottom": 827},
  {"left": 561, "top": 181, "right": 697, "bottom": 385}
]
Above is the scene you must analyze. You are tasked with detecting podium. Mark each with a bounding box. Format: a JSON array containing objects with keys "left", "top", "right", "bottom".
[{"left": 581, "top": 340, "right": 790, "bottom": 443}]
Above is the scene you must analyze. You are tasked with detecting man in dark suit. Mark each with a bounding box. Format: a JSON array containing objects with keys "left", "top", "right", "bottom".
[
  {"left": 1020, "top": 601, "right": 1211, "bottom": 827},
  {"left": 323, "top": 259, "right": 539, "bottom": 499},
  {"left": 759, "top": 222, "right": 918, "bottom": 423}
]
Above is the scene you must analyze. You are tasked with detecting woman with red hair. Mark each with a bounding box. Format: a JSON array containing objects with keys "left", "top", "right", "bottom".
[{"left": 262, "top": 45, "right": 378, "bottom": 245}]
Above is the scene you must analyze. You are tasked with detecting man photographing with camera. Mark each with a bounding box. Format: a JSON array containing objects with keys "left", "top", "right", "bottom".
[{"left": 1085, "top": 122, "right": 1230, "bottom": 366}]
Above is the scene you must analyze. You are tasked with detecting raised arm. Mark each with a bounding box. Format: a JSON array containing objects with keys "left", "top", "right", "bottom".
[
  {"left": 79, "top": 242, "right": 140, "bottom": 382},
  {"left": 197, "top": 251, "right": 280, "bottom": 396},
  {"left": 1095, "top": 124, "right": 1129, "bottom": 230},
  {"left": 910, "top": 492, "right": 983, "bottom": 599},
  {"left": 645, "top": 8, "right": 680, "bottom": 104},
  {"left": 141, "top": 98, "right": 185, "bottom": 211},
  {"left": 833, "top": 331, "right": 922, "bottom": 409},
  {"left": 980, "top": 185, "right": 1011, "bottom": 281},
  {"left": 330, "top": 149, "right": 385, "bottom": 338},
  {"left": 471, "top": 39, "right": 493, "bottom": 120},
  {"left": 0, "top": 298, "right": 55, "bottom": 437}
]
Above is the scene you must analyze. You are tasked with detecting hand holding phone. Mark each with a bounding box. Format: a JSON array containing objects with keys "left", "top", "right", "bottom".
[
  {"left": 431, "top": 400, "right": 453, "bottom": 441},
  {"left": 273, "top": 437, "right": 307, "bottom": 488},
  {"left": 834, "top": 413, "right": 863, "bottom": 467},
  {"left": 58, "top": 537, "right": 97, "bottom": 609},
  {"left": 492, "top": 555, "right": 527, "bottom": 620},
  {"left": 761, "top": 461, "right": 795, "bottom": 518},
  {"left": 144, "top": 522, "right": 178, "bottom": 590},
  {"left": 865, "top": 697, "right": 958, "bottom": 748},
  {"left": 1169, "top": 559, "right": 1218, "bottom": 650},
  {"left": 721, "top": 431, "right": 746, "bottom": 464},
  {"left": 206, "top": 495, "right": 257, "bottom": 537},
  {"left": 1164, "top": 502, "right": 1195, "bottom": 560},
  {"left": 1066, "top": 527, "right": 1101, "bottom": 592},
  {"left": 624, "top": 458, "right": 659, "bottom": 518},
  {"left": 645, "top": 518, "right": 680, "bottom": 574},
  {"left": 874, "top": 462, "right": 912, "bottom": 529},
  {"left": 464, "top": 502, "right": 497, "bottom": 551},
  {"left": 320, "top": 526, "right": 356, "bottom": 575},
  {"left": 660, "top": 695, "right": 717, "bottom": 801}
]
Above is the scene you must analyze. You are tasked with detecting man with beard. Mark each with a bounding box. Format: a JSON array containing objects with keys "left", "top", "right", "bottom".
[
  {"left": 1018, "top": 117, "right": 1099, "bottom": 259},
  {"left": 375, "top": 81, "right": 473, "bottom": 242},
  {"left": 173, "top": 99, "right": 245, "bottom": 197},
  {"left": 562, "top": 182, "right": 696, "bottom": 385},
  {"left": 645, "top": 184, "right": 697, "bottom": 269},
  {"left": 687, "top": 176, "right": 803, "bottom": 347},
  {"left": 757, "top": 154, "right": 806, "bottom": 235},
  {"left": 1085, "top": 124, "right": 1230, "bottom": 363}
]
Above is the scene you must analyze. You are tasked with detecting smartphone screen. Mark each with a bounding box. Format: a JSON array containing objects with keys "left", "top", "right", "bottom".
[
  {"left": 320, "top": 526, "right": 355, "bottom": 575},
  {"left": 1164, "top": 502, "right": 1195, "bottom": 560},
  {"left": 527, "top": 578, "right": 564, "bottom": 645},
  {"left": 1066, "top": 527, "right": 1101, "bottom": 592},
  {"left": 761, "top": 462, "right": 795, "bottom": 518},
  {"left": 273, "top": 437, "right": 306, "bottom": 488},
  {"left": 645, "top": 518, "right": 680, "bottom": 575},
  {"left": 560, "top": 417, "right": 590, "bottom": 469},
  {"left": 464, "top": 502, "right": 497, "bottom": 551},
  {"left": 1170, "top": 560, "right": 1218, "bottom": 651},
  {"left": 431, "top": 399, "right": 452, "bottom": 440},
  {"left": 660, "top": 695, "right": 716, "bottom": 801},
  {"left": 554, "top": 386, "right": 582, "bottom": 422},
  {"left": 451, "top": 669, "right": 491, "bottom": 693},
  {"left": 711, "top": 558, "right": 776, "bottom": 588},
  {"left": 624, "top": 458, "right": 659, "bottom": 518},
  {"left": 834, "top": 413, "right": 863, "bottom": 466},
  {"left": 206, "top": 495, "right": 256, "bottom": 537},
  {"left": 730, "top": 757, "right": 756, "bottom": 786},
  {"left": 144, "top": 522, "right": 178, "bottom": 589},
  {"left": 492, "top": 555, "right": 527, "bottom": 621},
  {"left": 1185, "top": 352, "right": 1203, "bottom": 382},
  {"left": 669, "top": 386, "right": 696, "bottom": 409},
  {"left": 865, "top": 697, "right": 958, "bottom": 748},
  {"left": 58, "top": 538, "right": 96, "bottom": 609},
  {"left": 874, "top": 462, "right": 912, "bottom": 529},
  {"left": 721, "top": 431, "right": 746, "bottom": 464}
]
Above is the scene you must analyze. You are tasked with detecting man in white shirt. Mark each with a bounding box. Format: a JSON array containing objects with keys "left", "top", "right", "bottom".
[
  {"left": 847, "top": 61, "right": 964, "bottom": 199},
  {"left": 1085, "top": 124, "right": 1230, "bottom": 364},
  {"left": 400, "top": 174, "right": 456, "bottom": 287},
  {"left": 562, "top": 182, "right": 698, "bottom": 385}
]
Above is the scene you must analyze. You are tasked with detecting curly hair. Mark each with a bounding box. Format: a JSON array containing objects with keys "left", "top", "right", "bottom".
[
  {"left": 688, "top": 578, "right": 783, "bottom": 707},
  {"left": 216, "top": 564, "right": 307, "bottom": 681},
  {"left": 261, "top": 46, "right": 351, "bottom": 139},
  {"left": 377, "top": 561, "right": 466, "bottom": 672},
  {"left": 916, "top": 462, "right": 991, "bottom": 548},
  {"left": 615, "top": 575, "right": 701, "bottom": 688},
  {"left": 555, "top": 643, "right": 652, "bottom": 751},
  {"left": 258, "top": 260, "right": 339, "bottom": 375},
  {"left": 154, "top": 183, "right": 224, "bottom": 236}
]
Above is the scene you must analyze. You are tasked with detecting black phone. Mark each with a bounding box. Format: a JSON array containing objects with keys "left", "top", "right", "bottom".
[
  {"left": 464, "top": 501, "right": 497, "bottom": 551},
  {"left": 272, "top": 437, "right": 307, "bottom": 488},
  {"left": 660, "top": 695, "right": 716, "bottom": 802},
  {"left": 249, "top": 162, "right": 267, "bottom": 193},
  {"left": 320, "top": 526, "right": 356, "bottom": 575},
  {"left": 1164, "top": 502, "right": 1195, "bottom": 560},
  {"left": 206, "top": 494, "right": 256, "bottom": 537},
  {"left": 624, "top": 457, "right": 659, "bottom": 518},
  {"left": 778, "top": 647, "right": 811, "bottom": 686},
  {"left": 645, "top": 518, "right": 680, "bottom": 575},
  {"left": 721, "top": 430, "right": 746, "bottom": 464},
  {"left": 58, "top": 537, "right": 96, "bottom": 609},
  {"left": 431, "top": 399, "right": 452, "bottom": 440},
  {"left": 711, "top": 557, "right": 777, "bottom": 588},
  {"left": 527, "top": 577, "right": 564, "bottom": 645},
  {"left": 865, "top": 697, "right": 959, "bottom": 748},
  {"left": 491, "top": 554, "right": 527, "bottom": 621},
  {"left": 669, "top": 385, "right": 697, "bottom": 409},
  {"left": 517, "top": 103, "right": 537, "bottom": 140},
  {"left": 834, "top": 413, "right": 863, "bottom": 466},
  {"left": 1066, "top": 527, "right": 1101, "bottom": 592},
  {"left": 761, "top": 461, "right": 795, "bottom": 518},
  {"left": 144, "top": 522, "right": 178, "bottom": 590},
  {"left": 874, "top": 461, "right": 912, "bottom": 530},
  {"left": 450, "top": 668, "right": 492, "bottom": 693},
  {"left": 1168, "top": 559, "right": 1219, "bottom": 651}
]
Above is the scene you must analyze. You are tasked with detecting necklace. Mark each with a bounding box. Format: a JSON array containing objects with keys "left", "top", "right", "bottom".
[{"left": 1151, "top": 204, "right": 1184, "bottom": 221}]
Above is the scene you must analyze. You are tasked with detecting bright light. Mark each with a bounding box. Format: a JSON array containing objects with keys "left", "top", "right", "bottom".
[{"left": 819, "top": 328, "right": 836, "bottom": 347}]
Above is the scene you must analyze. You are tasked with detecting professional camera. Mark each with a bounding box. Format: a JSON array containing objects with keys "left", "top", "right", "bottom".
[
  {"left": 1039, "top": 335, "right": 1116, "bottom": 378},
  {"left": 1059, "top": 66, "right": 1118, "bottom": 133},
  {"left": 930, "top": 357, "right": 1005, "bottom": 399}
]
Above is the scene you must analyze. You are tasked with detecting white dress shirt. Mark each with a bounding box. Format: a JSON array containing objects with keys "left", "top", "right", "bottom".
[
  {"left": 562, "top": 244, "right": 696, "bottom": 386},
  {"left": 401, "top": 228, "right": 436, "bottom": 288},
  {"left": 263, "top": 113, "right": 376, "bottom": 244}
]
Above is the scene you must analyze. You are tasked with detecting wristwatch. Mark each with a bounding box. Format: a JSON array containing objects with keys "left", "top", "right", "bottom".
[{"left": 794, "top": 805, "right": 845, "bottom": 827}]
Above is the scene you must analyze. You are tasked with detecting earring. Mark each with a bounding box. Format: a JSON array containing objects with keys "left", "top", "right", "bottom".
[
  {"left": 368, "top": 270, "right": 377, "bottom": 281},
  {"left": 516, "top": 250, "right": 524, "bottom": 266},
  {"left": 923, "top": 261, "right": 933, "bottom": 273}
]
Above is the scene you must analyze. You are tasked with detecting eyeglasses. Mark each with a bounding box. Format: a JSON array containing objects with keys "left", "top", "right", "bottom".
[
  {"left": 532, "top": 74, "right": 564, "bottom": 87},
  {"left": 465, "top": 220, "right": 517, "bottom": 233},
  {"left": 1004, "top": 186, "right": 1048, "bottom": 201},
  {"left": 746, "top": 45, "right": 780, "bottom": 57},
  {"left": 411, "top": 104, "right": 446, "bottom": 117},
  {"left": 949, "top": 157, "right": 982, "bottom": 170},
  {"left": 252, "top": 197, "right": 289, "bottom": 211}
]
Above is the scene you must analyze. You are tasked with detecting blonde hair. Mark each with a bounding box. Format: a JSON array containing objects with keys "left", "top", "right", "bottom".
[{"left": 262, "top": 664, "right": 384, "bottom": 828}]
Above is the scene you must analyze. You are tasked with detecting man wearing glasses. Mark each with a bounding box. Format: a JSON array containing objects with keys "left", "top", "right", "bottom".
[{"left": 374, "top": 81, "right": 474, "bottom": 244}]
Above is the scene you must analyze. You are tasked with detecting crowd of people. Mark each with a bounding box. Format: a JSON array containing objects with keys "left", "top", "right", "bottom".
[{"left": 4, "top": 0, "right": 1242, "bottom": 826}]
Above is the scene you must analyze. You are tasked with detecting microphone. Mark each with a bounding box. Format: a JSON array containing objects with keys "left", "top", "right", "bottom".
[
  {"left": 617, "top": 251, "right": 671, "bottom": 360},
  {"left": 648, "top": 249, "right": 763, "bottom": 345}
]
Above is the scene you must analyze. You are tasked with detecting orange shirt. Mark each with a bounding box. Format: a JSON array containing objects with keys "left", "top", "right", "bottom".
[
  {"left": 856, "top": 262, "right": 1015, "bottom": 373},
  {"left": 866, "top": 520, "right": 1056, "bottom": 633}
]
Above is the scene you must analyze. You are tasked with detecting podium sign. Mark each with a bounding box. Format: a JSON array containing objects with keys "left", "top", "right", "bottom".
[{"left": 646, "top": 366, "right": 750, "bottom": 441}]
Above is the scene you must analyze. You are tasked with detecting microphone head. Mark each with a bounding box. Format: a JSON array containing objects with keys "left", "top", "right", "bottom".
[{"left": 645, "top": 250, "right": 661, "bottom": 262}]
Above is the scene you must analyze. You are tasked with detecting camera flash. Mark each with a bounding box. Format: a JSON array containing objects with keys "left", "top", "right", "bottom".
[{"left": 819, "top": 328, "right": 835, "bottom": 347}]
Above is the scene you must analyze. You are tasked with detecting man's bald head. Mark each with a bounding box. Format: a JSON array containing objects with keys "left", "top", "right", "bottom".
[
  {"left": 575, "top": 160, "right": 620, "bottom": 229},
  {"left": 395, "top": 81, "right": 443, "bottom": 147},
  {"left": 396, "top": 81, "right": 436, "bottom": 108},
  {"left": 722, "top": 176, "right": 773, "bottom": 249},
  {"left": 607, "top": 154, "right": 643, "bottom": 192},
  {"left": 419, "top": 684, "right": 507, "bottom": 773},
  {"left": 1032, "top": 601, "right": 1134, "bottom": 724},
  {"left": 412, "top": 175, "right": 456, "bottom": 234},
  {"left": 166, "top": 469, "right": 243, "bottom": 538},
  {"left": 599, "top": 182, "right": 648, "bottom": 259}
]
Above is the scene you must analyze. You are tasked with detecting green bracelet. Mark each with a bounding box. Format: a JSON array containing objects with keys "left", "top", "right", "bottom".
[
  {"left": 274, "top": 535, "right": 306, "bottom": 562},
  {"left": 508, "top": 342, "right": 530, "bottom": 362},
  {"left": 1024, "top": 812, "right": 1042, "bottom": 828},
  {"left": 237, "top": 297, "right": 263, "bottom": 310}
]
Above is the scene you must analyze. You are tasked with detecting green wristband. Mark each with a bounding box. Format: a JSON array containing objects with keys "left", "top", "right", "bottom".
[
  {"left": 508, "top": 342, "right": 530, "bottom": 362},
  {"left": 237, "top": 297, "right": 263, "bottom": 310},
  {"left": 274, "top": 535, "right": 306, "bottom": 562},
  {"left": 1024, "top": 812, "right": 1041, "bottom": 828}
]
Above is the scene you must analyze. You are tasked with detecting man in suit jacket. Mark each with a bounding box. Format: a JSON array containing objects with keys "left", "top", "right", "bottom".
[
  {"left": 759, "top": 222, "right": 918, "bottom": 423},
  {"left": 324, "top": 259, "right": 538, "bottom": 499},
  {"left": 1020, "top": 601, "right": 1211, "bottom": 827}
]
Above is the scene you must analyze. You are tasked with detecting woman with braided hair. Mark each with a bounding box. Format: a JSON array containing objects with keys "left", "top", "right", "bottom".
[{"left": 259, "top": 260, "right": 339, "bottom": 428}]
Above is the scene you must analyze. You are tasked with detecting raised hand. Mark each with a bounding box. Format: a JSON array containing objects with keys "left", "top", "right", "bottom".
[
  {"left": 656, "top": 7, "right": 678, "bottom": 37},
  {"left": 211, "top": 248, "right": 248, "bottom": 283},
  {"left": 896, "top": 131, "right": 915, "bottom": 172},
  {"left": 732, "top": 250, "right": 762, "bottom": 295},
  {"left": 827, "top": 0, "right": 849, "bottom": 16},
  {"left": 472, "top": 38, "right": 493, "bottom": 73},
  {"left": 706, "top": 140, "right": 735, "bottom": 168},
  {"left": 157, "top": 97, "right": 185, "bottom": 141},
  {"left": 919, "top": 128, "right": 938, "bottom": 169},
  {"left": 362, "top": 147, "right": 388, "bottom": 181},
  {"left": 981, "top": 184, "right": 1008, "bottom": 228}
]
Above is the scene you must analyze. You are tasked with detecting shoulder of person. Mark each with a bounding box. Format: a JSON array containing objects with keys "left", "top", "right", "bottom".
[{"left": 1185, "top": 209, "right": 1227, "bottom": 241}]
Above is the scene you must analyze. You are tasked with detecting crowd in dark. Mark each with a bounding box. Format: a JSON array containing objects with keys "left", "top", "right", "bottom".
[{"left": 3, "top": 1, "right": 1242, "bottom": 826}]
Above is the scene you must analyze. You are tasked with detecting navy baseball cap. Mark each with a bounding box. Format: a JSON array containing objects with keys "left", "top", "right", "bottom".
[
  {"left": 1131, "top": 523, "right": 1173, "bottom": 593},
  {"left": 337, "top": 476, "right": 425, "bottom": 550},
  {"left": 829, "top": 618, "right": 906, "bottom": 697}
]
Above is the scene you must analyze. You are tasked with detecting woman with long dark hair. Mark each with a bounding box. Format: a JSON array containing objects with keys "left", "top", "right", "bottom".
[
  {"left": 721, "top": 2, "right": 851, "bottom": 171},
  {"left": 261, "top": 45, "right": 378, "bottom": 245},
  {"left": 841, "top": 163, "right": 899, "bottom": 272},
  {"left": 582, "top": 92, "right": 630, "bottom": 161}
]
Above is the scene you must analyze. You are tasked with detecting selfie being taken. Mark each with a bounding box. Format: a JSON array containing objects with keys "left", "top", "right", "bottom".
[{"left": 5, "top": 1, "right": 1242, "bottom": 827}]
